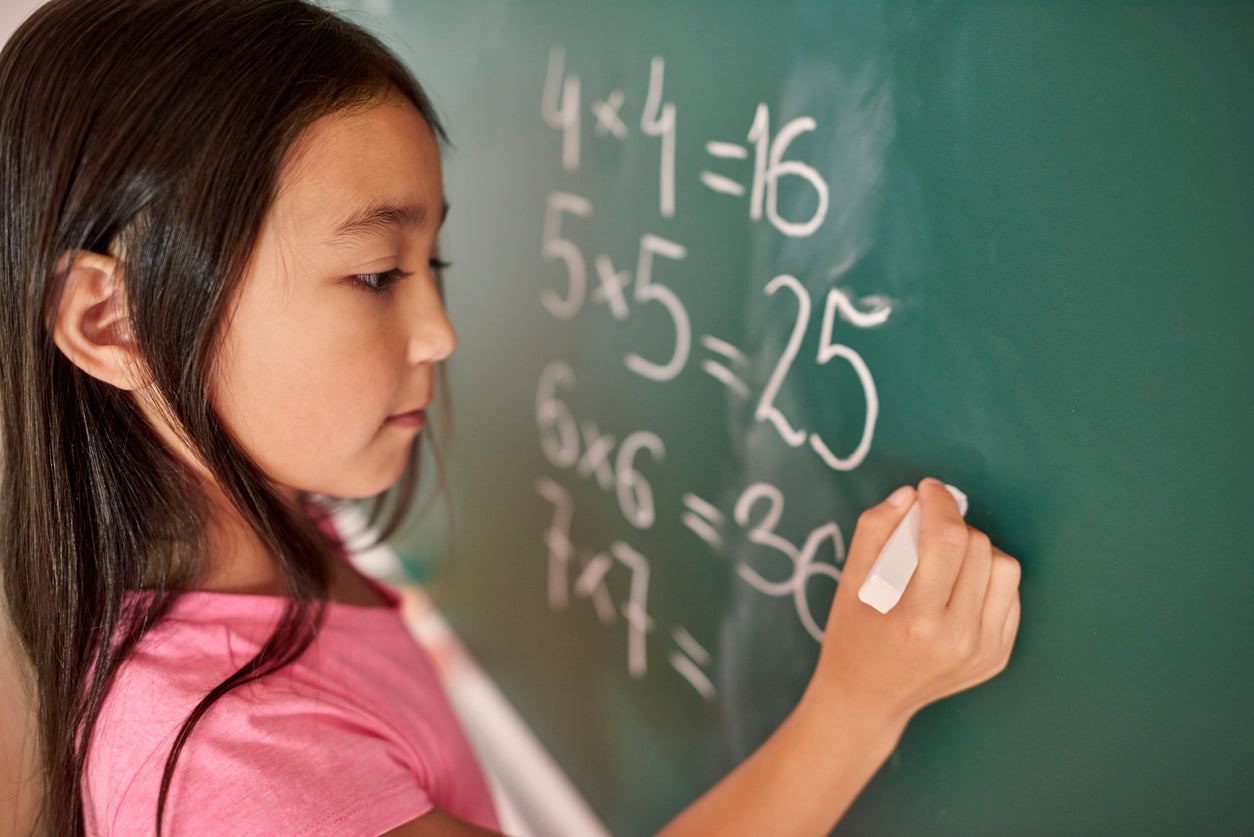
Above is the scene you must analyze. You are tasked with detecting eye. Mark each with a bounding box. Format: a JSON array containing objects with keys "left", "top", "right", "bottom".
[
  {"left": 350, "top": 268, "right": 409, "bottom": 294},
  {"left": 430, "top": 257, "right": 451, "bottom": 275}
]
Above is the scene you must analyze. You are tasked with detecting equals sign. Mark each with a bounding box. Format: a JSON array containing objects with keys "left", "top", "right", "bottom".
[
  {"left": 669, "top": 627, "right": 716, "bottom": 701},
  {"left": 700, "top": 335, "right": 750, "bottom": 399},
  {"left": 699, "top": 141, "right": 748, "bottom": 196},
  {"left": 681, "top": 493, "right": 724, "bottom": 551}
]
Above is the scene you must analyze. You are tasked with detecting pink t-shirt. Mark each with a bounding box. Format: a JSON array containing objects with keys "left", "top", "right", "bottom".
[{"left": 83, "top": 583, "right": 500, "bottom": 836}]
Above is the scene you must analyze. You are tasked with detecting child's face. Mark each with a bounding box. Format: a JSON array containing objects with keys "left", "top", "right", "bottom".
[{"left": 209, "top": 93, "right": 454, "bottom": 500}]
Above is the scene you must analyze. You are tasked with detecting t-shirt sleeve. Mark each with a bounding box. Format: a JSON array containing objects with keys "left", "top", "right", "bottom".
[{"left": 93, "top": 686, "right": 436, "bottom": 837}]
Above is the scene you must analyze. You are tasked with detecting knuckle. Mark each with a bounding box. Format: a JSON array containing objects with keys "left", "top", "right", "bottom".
[
  {"left": 936, "top": 521, "right": 969, "bottom": 554},
  {"left": 967, "top": 528, "right": 992, "bottom": 556},
  {"left": 905, "top": 615, "right": 941, "bottom": 645},
  {"left": 995, "top": 553, "right": 1023, "bottom": 587},
  {"left": 952, "top": 627, "right": 977, "bottom": 659}
]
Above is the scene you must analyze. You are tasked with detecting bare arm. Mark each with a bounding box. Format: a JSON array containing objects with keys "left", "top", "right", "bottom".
[
  {"left": 382, "top": 809, "right": 501, "bottom": 837},
  {"left": 383, "top": 479, "right": 1021, "bottom": 837}
]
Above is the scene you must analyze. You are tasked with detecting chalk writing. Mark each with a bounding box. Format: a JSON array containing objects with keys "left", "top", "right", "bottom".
[
  {"left": 538, "top": 477, "right": 716, "bottom": 700},
  {"left": 536, "top": 47, "right": 892, "bottom": 695}
]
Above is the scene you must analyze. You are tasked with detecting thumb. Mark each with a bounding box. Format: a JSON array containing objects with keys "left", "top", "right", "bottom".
[{"left": 841, "top": 485, "right": 916, "bottom": 587}]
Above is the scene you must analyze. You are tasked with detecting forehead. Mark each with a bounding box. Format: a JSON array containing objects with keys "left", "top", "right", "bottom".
[{"left": 271, "top": 94, "right": 444, "bottom": 236}]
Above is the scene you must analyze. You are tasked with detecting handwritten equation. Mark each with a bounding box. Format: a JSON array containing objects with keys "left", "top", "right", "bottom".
[{"left": 535, "top": 47, "right": 892, "bottom": 701}]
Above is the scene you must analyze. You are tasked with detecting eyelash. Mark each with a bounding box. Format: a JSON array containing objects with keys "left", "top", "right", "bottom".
[{"left": 351, "top": 258, "right": 451, "bottom": 294}]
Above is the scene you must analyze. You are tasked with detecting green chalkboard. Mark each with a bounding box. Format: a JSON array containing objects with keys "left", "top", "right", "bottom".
[{"left": 340, "top": 1, "right": 1254, "bottom": 834}]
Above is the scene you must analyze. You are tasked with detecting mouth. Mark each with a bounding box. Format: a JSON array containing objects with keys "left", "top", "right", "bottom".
[{"left": 384, "top": 408, "right": 426, "bottom": 429}]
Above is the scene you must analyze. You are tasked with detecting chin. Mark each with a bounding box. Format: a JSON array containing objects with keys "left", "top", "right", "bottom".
[
  {"left": 333, "top": 456, "right": 412, "bottom": 500},
  {"left": 287, "top": 440, "right": 416, "bottom": 501},
  {"left": 322, "top": 474, "right": 403, "bottom": 501}
]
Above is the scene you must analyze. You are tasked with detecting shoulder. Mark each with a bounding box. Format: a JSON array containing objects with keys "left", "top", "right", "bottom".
[
  {"left": 84, "top": 599, "right": 440, "bottom": 836},
  {"left": 84, "top": 593, "right": 500, "bottom": 835}
]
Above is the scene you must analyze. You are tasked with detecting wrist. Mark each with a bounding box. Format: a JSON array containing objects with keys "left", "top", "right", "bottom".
[{"left": 797, "top": 676, "right": 910, "bottom": 759}]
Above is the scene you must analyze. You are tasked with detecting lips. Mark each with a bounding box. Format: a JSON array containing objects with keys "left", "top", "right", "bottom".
[{"left": 385, "top": 408, "right": 425, "bottom": 428}]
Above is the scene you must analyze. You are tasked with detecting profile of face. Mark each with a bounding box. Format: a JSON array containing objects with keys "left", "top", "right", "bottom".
[{"left": 209, "top": 92, "right": 455, "bottom": 501}]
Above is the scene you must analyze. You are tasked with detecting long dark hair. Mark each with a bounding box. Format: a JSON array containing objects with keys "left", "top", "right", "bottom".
[{"left": 0, "top": 1, "right": 446, "bottom": 834}]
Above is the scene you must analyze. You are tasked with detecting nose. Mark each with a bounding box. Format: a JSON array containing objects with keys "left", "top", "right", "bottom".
[{"left": 405, "top": 272, "right": 457, "bottom": 366}]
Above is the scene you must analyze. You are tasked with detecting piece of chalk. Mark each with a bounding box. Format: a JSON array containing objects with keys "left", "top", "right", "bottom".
[{"left": 857, "top": 484, "right": 968, "bottom": 614}]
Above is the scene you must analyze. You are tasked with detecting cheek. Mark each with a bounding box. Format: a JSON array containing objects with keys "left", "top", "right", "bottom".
[{"left": 212, "top": 297, "right": 403, "bottom": 483}]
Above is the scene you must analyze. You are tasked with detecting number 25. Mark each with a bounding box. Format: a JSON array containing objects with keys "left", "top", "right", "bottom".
[{"left": 755, "top": 275, "right": 879, "bottom": 471}]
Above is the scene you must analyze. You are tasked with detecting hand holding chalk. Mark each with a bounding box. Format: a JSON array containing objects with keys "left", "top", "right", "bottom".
[
  {"left": 806, "top": 479, "right": 1021, "bottom": 734},
  {"left": 858, "top": 484, "right": 969, "bottom": 613},
  {"left": 659, "top": 484, "right": 1019, "bottom": 837}
]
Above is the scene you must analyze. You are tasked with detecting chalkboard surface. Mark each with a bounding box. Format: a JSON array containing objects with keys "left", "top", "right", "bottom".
[{"left": 339, "top": 1, "right": 1253, "bottom": 834}]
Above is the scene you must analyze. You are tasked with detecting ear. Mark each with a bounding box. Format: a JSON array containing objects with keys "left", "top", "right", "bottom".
[{"left": 51, "top": 252, "right": 147, "bottom": 391}]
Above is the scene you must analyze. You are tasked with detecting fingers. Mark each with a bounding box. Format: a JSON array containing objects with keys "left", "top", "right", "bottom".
[
  {"left": 902, "top": 478, "right": 967, "bottom": 609},
  {"left": 946, "top": 525, "right": 992, "bottom": 616},
  {"left": 817, "top": 481, "right": 1022, "bottom": 721},
  {"left": 902, "top": 481, "right": 1020, "bottom": 670},
  {"left": 840, "top": 484, "right": 917, "bottom": 588},
  {"left": 971, "top": 549, "right": 1021, "bottom": 684},
  {"left": 982, "top": 548, "right": 1022, "bottom": 638},
  {"left": 1001, "top": 592, "right": 1022, "bottom": 648}
]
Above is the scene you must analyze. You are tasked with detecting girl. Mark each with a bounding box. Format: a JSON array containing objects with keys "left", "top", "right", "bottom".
[{"left": 0, "top": 1, "right": 1021, "bottom": 835}]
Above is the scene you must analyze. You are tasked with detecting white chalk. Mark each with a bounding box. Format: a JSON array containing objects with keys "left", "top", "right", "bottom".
[{"left": 857, "top": 484, "right": 968, "bottom": 614}]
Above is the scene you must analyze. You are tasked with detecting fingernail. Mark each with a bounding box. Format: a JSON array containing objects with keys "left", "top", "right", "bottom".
[
  {"left": 888, "top": 486, "right": 913, "bottom": 507},
  {"left": 920, "top": 477, "right": 942, "bottom": 489}
]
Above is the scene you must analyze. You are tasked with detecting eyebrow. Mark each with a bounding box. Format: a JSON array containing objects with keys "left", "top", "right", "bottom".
[{"left": 331, "top": 200, "right": 450, "bottom": 241}]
